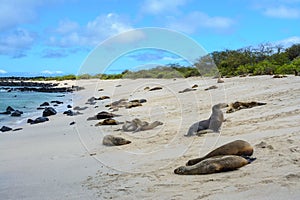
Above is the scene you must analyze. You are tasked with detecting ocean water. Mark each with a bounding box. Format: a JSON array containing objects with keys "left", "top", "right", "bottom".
[{"left": 0, "top": 89, "right": 73, "bottom": 127}]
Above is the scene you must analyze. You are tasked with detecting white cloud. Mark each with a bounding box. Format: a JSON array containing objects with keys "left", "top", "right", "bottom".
[
  {"left": 55, "top": 19, "right": 80, "bottom": 34},
  {"left": 141, "top": 0, "right": 187, "bottom": 14},
  {"left": 0, "top": 28, "right": 36, "bottom": 57},
  {"left": 47, "top": 13, "right": 133, "bottom": 48},
  {"left": 0, "top": 0, "right": 45, "bottom": 31},
  {"left": 41, "top": 70, "right": 64, "bottom": 75},
  {"left": 167, "top": 11, "right": 235, "bottom": 34},
  {"left": 275, "top": 36, "right": 300, "bottom": 47},
  {"left": 263, "top": 6, "right": 300, "bottom": 18},
  {"left": 0, "top": 69, "right": 7, "bottom": 74}
]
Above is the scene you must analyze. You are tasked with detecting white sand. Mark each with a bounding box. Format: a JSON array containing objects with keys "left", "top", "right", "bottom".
[{"left": 1, "top": 75, "right": 299, "bottom": 199}]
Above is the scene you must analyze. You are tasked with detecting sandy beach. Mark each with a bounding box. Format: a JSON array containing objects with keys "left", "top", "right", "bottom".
[{"left": 1, "top": 75, "right": 299, "bottom": 199}]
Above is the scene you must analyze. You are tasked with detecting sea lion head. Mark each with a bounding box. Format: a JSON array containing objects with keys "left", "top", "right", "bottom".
[
  {"left": 212, "top": 103, "right": 228, "bottom": 111},
  {"left": 113, "top": 137, "right": 131, "bottom": 145},
  {"left": 174, "top": 166, "right": 187, "bottom": 174}
]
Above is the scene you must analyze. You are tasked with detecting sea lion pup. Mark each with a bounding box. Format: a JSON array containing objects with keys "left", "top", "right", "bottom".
[
  {"left": 186, "top": 140, "right": 253, "bottom": 166},
  {"left": 185, "top": 103, "right": 228, "bottom": 136},
  {"left": 102, "top": 135, "right": 131, "bottom": 146},
  {"left": 174, "top": 155, "right": 255, "bottom": 175}
]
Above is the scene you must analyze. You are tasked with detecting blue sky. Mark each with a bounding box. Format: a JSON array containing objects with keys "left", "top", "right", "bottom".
[{"left": 0, "top": 0, "right": 300, "bottom": 76}]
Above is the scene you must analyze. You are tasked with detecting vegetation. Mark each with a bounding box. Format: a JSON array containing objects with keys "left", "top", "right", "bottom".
[
  {"left": 211, "top": 43, "right": 300, "bottom": 77},
  {"left": 27, "top": 43, "right": 300, "bottom": 81}
]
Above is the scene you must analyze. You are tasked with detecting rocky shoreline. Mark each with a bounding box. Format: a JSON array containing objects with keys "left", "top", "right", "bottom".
[{"left": 0, "top": 80, "right": 84, "bottom": 93}]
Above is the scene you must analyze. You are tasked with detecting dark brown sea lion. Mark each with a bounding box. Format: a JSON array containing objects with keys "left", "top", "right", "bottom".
[
  {"left": 226, "top": 101, "right": 266, "bottom": 113},
  {"left": 149, "top": 86, "right": 163, "bottom": 91},
  {"left": 204, "top": 85, "right": 218, "bottom": 91},
  {"left": 174, "top": 155, "right": 254, "bottom": 175},
  {"left": 178, "top": 88, "right": 196, "bottom": 93},
  {"left": 186, "top": 140, "right": 253, "bottom": 166},
  {"left": 185, "top": 103, "right": 228, "bottom": 136},
  {"left": 102, "top": 135, "right": 131, "bottom": 146},
  {"left": 95, "top": 119, "right": 122, "bottom": 126}
]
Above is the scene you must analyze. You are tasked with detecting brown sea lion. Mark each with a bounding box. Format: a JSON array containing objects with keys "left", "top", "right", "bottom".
[
  {"left": 186, "top": 140, "right": 253, "bottom": 166},
  {"left": 204, "top": 85, "right": 218, "bottom": 91},
  {"left": 149, "top": 86, "right": 163, "bottom": 91},
  {"left": 102, "top": 135, "right": 131, "bottom": 146},
  {"left": 185, "top": 103, "right": 228, "bottom": 136},
  {"left": 125, "top": 102, "right": 142, "bottom": 109},
  {"left": 226, "top": 101, "right": 266, "bottom": 113},
  {"left": 178, "top": 88, "right": 196, "bottom": 93},
  {"left": 97, "top": 96, "right": 110, "bottom": 100},
  {"left": 174, "top": 155, "right": 254, "bottom": 175},
  {"left": 95, "top": 119, "right": 123, "bottom": 126}
]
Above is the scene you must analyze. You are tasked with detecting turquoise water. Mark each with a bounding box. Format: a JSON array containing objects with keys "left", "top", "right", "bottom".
[{"left": 0, "top": 90, "right": 73, "bottom": 127}]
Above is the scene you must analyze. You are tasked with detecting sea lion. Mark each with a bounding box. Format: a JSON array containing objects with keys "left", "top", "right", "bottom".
[
  {"left": 185, "top": 103, "right": 228, "bottom": 136},
  {"left": 120, "top": 118, "right": 162, "bottom": 132},
  {"left": 121, "top": 118, "right": 148, "bottom": 132},
  {"left": 217, "top": 77, "right": 224, "bottom": 83},
  {"left": 186, "top": 140, "right": 253, "bottom": 166},
  {"left": 125, "top": 101, "right": 142, "bottom": 109},
  {"left": 97, "top": 96, "right": 110, "bottom": 100},
  {"left": 226, "top": 101, "right": 266, "bottom": 113},
  {"left": 204, "top": 85, "right": 218, "bottom": 91},
  {"left": 95, "top": 119, "right": 122, "bottom": 126},
  {"left": 208, "top": 103, "right": 228, "bottom": 132},
  {"left": 102, "top": 135, "right": 131, "bottom": 146},
  {"left": 174, "top": 155, "right": 254, "bottom": 175},
  {"left": 178, "top": 88, "right": 196, "bottom": 93},
  {"left": 135, "top": 121, "right": 163, "bottom": 132},
  {"left": 149, "top": 86, "right": 163, "bottom": 91}
]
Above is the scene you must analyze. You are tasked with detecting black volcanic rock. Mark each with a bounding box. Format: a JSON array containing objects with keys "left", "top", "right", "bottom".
[
  {"left": 40, "top": 102, "right": 50, "bottom": 107},
  {"left": 0, "top": 111, "right": 11, "bottom": 115},
  {"left": 42, "top": 107, "right": 57, "bottom": 117},
  {"left": 11, "top": 110, "right": 23, "bottom": 117},
  {"left": 27, "top": 117, "right": 49, "bottom": 124},
  {"left": 63, "top": 110, "right": 75, "bottom": 116},
  {"left": 6, "top": 106, "right": 15, "bottom": 112},
  {"left": 67, "top": 105, "right": 72, "bottom": 108},
  {"left": 0, "top": 126, "right": 12, "bottom": 132},
  {"left": 12, "top": 128, "right": 23, "bottom": 131},
  {"left": 50, "top": 100, "right": 63, "bottom": 104}
]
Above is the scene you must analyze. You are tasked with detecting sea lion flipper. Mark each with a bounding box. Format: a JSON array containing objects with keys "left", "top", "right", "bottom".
[{"left": 243, "top": 156, "right": 256, "bottom": 163}]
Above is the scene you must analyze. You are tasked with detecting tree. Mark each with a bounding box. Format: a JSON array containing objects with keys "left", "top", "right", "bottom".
[{"left": 285, "top": 44, "right": 300, "bottom": 61}]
